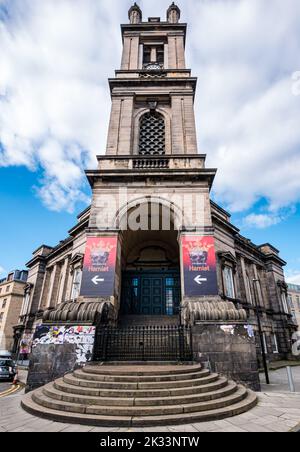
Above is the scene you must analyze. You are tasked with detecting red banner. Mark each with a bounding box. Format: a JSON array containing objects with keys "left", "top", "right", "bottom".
[
  {"left": 80, "top": 236, "right": 118, "bottom": 297},
  {"left": 181, "top": 236, "right": 219, "bottom": 296}
]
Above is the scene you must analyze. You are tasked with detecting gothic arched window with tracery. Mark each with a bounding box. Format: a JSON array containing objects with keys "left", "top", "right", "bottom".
[{"left": 139, "top": 112, "right": 165, "bottom": 155}]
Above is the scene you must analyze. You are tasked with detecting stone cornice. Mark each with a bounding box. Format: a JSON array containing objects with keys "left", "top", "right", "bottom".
[{"left": 85, "top": 167, "right": 217, "bottom": 190}]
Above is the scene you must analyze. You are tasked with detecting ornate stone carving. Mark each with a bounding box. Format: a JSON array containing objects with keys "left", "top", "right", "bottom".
[
  {"left": 43, "top": 300, "right": 114, "bottom": 324},
  {"left": 183, "top": 300, "right": 247, "bottom": 324}
]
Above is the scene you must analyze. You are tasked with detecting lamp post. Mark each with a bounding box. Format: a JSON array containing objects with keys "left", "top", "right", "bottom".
[{"left": 253, "top": 278, "right": 270, "bottom": 385}]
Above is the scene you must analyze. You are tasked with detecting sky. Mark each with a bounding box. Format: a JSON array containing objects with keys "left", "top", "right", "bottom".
[{"left": 0, "top": 0, "right": 300, "bottom": 283}]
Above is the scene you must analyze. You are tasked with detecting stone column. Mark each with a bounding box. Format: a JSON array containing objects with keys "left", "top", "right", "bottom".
[
  {"left": 39, "top": 268, "right": 52, "bottom": 311},
  {"left": 168, "top": 36, "right": 177, "bottom": 68},
  {"left": 171, "top": 95, "right": 198, "bottom": 154},
  {"left": 138, "top": 44, "right": 143, "bottom": 69},
  {"left": 56, "top": 257, "right": 71, "bottom": 304},
  {"left": 106, "top": 96, "right": 134, "bottom": 155},
  {"left": 121, "top": 37, "right": 131, "bottom": 70},
  {"left": 176, "top": 36, "right": 186, "bottom": 69},
  {"left": 46, "top": 264, "right": 61, "bottom": 309},
  {"left": 164, "top": 43, "right": 169, "bottom": 69}
]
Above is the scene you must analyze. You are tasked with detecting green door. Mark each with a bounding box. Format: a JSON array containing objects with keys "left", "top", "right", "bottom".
[{"left": 121, "top": 271, "right": 180, "bottom": 316}]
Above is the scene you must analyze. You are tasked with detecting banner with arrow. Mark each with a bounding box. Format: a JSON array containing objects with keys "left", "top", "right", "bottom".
[
  {"left": 181, "top": 235, "right": 219, "bottom": 297},
  {"left": 80, "top": 236, "right": 118, "bottom": 297}
]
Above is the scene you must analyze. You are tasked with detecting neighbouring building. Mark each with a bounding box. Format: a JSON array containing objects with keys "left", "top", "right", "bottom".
[
  {"left": 16, "top": 4, "right": 296, "bottom": 392},
  {"left": 288, "top": 283, "right": 300, "bottom": 331},
  {"left": 0, "top": 270, "right": 28, "bottom": 352}
]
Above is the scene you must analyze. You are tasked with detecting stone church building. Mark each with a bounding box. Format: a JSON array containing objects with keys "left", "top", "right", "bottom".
[{"left": 15, "top": 4, "right": 296, "bottom": 390}]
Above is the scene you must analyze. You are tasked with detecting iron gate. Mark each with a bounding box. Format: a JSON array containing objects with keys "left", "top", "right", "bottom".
[{"left": 93, "top": 325, "right": 193, "bottom": 362}]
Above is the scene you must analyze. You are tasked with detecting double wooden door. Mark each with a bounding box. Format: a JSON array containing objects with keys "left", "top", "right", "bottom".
[{"left": 121, "top": 271, "right": 181, "bottom": 316}]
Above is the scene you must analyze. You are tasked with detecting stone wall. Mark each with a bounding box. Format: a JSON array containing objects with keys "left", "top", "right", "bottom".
[
  {"left": 192, "top": 323, "right": 261, "bottom": 392},
  {"left": 25, "top": 324, "right": 96, "bottom": 392}
]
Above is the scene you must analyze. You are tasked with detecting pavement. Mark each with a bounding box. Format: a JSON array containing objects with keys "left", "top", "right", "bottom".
[
  {"left": 0, "top": 367, "right": 299, "bottom": 432},
  {"left": 260, "top": 366, "right": 300, "bottom": 393}
]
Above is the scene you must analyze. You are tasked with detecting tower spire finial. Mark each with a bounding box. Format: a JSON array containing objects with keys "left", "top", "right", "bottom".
[
  {"left": 128, "top": 3, "right": 142, "bottom": 24},
  {"left": 167, "top": 2, "right": 181, "bottom": 24}
]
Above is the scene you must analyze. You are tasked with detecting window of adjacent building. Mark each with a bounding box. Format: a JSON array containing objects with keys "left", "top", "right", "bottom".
[
  {"left": 71, "top": 268, "right": 82, "bottom": 301},
  {"left": 296, "top": 296, "right": 300, "bottom": 310},
  {"left": 271, "top": 333, "right": 279, "bottom": 354},
  {"left": 2, "top": 299, "right": 7, "bottom": 309},
  {"left": 6, "top": 285, "right": 10, "bottom": 292},
  {"left": 223, "top": 266, "right": 235, "bottom": 299},
  {"left": 281, "top": 292, "right": 289, "bottom": 314},
  {"left": 7, "top": 273, "right": 13, "bottom": 282},
  {"left": 0, "top": 312, "right": 3, "bottom": 322},
  {"left": 21, "top": 292, "right": 30, "bottom": 317}
]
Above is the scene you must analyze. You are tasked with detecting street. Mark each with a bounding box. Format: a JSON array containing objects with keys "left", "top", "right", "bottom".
[
  {"left": 0, "top": 381, "right": 12, "bottom": 394},
  {"left": 0, "top": 380, "right": 22, "bottom": 399}
]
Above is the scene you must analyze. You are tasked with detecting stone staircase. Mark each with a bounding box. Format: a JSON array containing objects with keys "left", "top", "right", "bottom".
[{"left": 22, "top": 363, "right": 258, "bottom": 427}]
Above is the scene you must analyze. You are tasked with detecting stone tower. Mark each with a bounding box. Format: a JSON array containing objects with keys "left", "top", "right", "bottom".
[{"left": 82, "top": 3, "right": 226, "bottom": 322}]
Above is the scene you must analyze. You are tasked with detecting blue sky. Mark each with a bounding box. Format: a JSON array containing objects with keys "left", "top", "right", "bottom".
[
  {"left": 0, "top": 0, "right": 300, "bottom": 283},
  {"left": 0, "top": 166, "right": 90, "bottom": 270}
]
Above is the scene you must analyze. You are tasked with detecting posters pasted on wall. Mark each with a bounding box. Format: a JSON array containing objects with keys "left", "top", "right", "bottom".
[
  {"left": 80, "top": 236, "right": 118, "bottom": 298},
  {"left": 181, "top": 235, "right": 219, "bottom": 297},
  {"left": 20, "top": 333, "right": 33, "bottom": 354},
  {"left": 32, "top": 325, "right": 96, "bottom": 364}
]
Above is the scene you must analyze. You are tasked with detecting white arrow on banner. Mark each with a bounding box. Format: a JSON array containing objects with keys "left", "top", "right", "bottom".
[
  {"left": 92, "top": 276, "right": 105, "bottom": 285},
  {"left": 194, "top": 275, "right": 208, "bottom": 285}
]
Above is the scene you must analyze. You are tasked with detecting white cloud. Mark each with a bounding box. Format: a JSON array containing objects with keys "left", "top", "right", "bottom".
[
  {"left": 286, "top": 272, "right": 300, "bottom": 285},
  {"left": 0, "top": 0, "right": 300, "bottom": 219},
  {"left": 183, "top": 0, "right": 300, "bottom": 216},
  {"left": 243, "top": 213, "right": 281, "bottom": 229},
  {"left": 243, "top": 206, "right": 295, "bottom": 229},
  {"left": 0, "top": 0, "right": 127, "bottom": 211}
]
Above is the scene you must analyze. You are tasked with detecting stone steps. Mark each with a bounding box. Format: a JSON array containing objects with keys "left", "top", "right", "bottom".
[
  {"left": 22, "top": 363, "right": 258, "bottom": 427},
  {"left": 57, "top": 375, "right": 229, "bottom": 398},
  {"left": 74, "top": 367, "right": 210, "bottom": 383},
  {"left": 46, "top": 380, "right": 238, "bottom": 407},
  {"left": 32, "top": 385, "right": 248, "bottom": 417},
  {"left": 70, "top": 371, "right": 218, "bottom": 390},
  {"left": 82, "top": 363, "right": 202, "bottom": 377}
]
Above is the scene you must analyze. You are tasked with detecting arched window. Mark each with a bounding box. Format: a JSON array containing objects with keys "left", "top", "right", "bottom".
[{"left": 139, "top": 111, "right": 165, "bottom": 155}]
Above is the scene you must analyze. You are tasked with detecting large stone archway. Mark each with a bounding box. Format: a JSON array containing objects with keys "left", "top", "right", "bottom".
[{"left": 117, "top": 199, "right": 181, "bottom": 319}]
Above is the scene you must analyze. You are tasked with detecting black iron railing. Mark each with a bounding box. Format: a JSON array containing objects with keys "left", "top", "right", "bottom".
[{"left": 93, "top": 325, "right": 193, "bottom": 362}]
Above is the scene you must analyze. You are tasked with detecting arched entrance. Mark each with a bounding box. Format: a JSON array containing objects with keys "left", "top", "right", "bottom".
[
  {"left": 92, "top": 198, "right": 193, "bottom": 362},
  {"left": 118, "top": 199, "right": 181, "bottom": 320}
]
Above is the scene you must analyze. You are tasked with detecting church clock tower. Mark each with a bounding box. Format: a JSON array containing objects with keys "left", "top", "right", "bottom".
[
  {"left": 82, "top": 3, "right": 235, "bottom": 322},
  {"left": 81, "top": 3, "right": 245, "bottom": 324}
]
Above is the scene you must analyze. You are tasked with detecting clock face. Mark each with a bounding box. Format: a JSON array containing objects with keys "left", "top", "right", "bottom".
[{"left": 145, "top": 63, "right": 161, "bottom": 71}]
